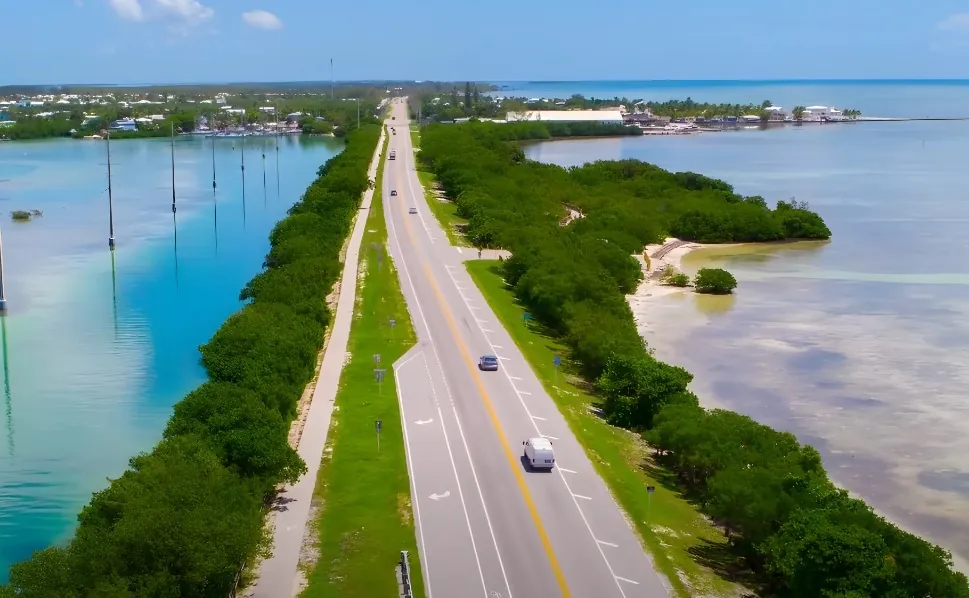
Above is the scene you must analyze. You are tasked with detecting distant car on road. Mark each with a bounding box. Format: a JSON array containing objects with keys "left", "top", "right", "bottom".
[
  {"left": 478, "top": 354, "right": 499, "bottom": 371},
  {"left": 523, "top": 437, "right": 555, "bottom": 470},
  {"left": 390, "top": 190, "right": 397, "bottom": 196},
  {"left": 408, "top": 206, "right": 417, "bottom": 214}
]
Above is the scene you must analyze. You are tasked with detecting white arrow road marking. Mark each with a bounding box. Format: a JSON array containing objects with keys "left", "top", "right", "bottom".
[
  {"left": 414, "top": 419, "right": 434, "bottom": 425},
  {"left": 429, "top": 491, "right": 451, "bottom": 501},
  {"left": 558, "top": 467, "right": 577, "bottom": 474},
  {"left": 615, "top": 576, "right": 639, "bottom": 585}
]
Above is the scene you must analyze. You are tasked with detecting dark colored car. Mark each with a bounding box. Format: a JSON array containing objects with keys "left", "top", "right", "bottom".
[
  {"left": 478, "top": 354, "right": 499, "bottom": 371},
  {"left": 391, "top": 190, "right": 397, "bottom": 196}
]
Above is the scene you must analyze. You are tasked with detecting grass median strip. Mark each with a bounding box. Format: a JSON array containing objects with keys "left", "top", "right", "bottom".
[
  {"left": 300, "top": 132, "right": 425, "bottom": 598},
  {"left": 465, "top": 260, "right": 746, "bottom": 598}
]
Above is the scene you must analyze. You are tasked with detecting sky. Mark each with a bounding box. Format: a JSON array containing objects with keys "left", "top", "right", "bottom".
[{"left": 5, "top": 0, "right": 969, "bottom": 85}]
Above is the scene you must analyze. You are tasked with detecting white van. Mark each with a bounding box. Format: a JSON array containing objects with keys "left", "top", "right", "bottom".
[{"left": 523, "top": 437, "right": 555, "bottom": 470}]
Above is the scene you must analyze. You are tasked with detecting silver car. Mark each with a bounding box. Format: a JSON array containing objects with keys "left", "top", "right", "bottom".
[{"left": 478, "top": 354, "right": 499, "bottom": 371}]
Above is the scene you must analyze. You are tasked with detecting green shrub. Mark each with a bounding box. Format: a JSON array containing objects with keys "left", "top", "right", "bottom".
[
  {"left": 694, "top": 267, "right": 737, "bottom": 294},
  {"left": 416, "top": 121, "right": 968, "bottom": 595}
]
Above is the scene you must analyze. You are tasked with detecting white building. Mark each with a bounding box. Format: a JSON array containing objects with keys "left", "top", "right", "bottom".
[
  {"left": 802, "top": 105, "right": 843, "bottom": 122},
  {"left": 801, "top": 106, "right": 826, "bottom": 121},
  {"left": 505, "top": 110, "right": 625, "bottom": 125},
  {"left": 764, "top": 106, "right": 790, "bottom": 121}
]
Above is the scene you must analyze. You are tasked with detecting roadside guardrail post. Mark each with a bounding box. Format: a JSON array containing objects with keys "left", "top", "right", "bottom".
[{"left": 396, "top": 550, "right": 413, "bottom": 598}]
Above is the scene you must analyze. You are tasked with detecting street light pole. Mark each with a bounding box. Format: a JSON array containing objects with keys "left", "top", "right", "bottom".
[{"left": 0, "top": 219, "right": 6, "bottom": 312}]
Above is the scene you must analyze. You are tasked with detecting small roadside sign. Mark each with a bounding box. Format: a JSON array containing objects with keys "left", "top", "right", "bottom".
[
  {"left": 553, "top": 355, "right": 561, "bottom": 367},
  {"left": 389, "top": 319, "right": 396, "bottom": 328},
  {"left": 375, "top": 420, "right": 383, "bottom": 433},
  {"left": 373, "top": 354, "right": 382, "bottom": 364},
  {"left": 523, "top": 312, "right": 532, "bottom": 322},
  {"left": 647, "top": 485, "right": 656, "bottom": 494},
  {"left": 374, "top": 368, "right": 386, "bottom": 382}
]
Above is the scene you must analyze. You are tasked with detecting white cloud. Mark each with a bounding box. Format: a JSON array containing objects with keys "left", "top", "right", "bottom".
[
  {"left": 154, "top": 0, "right": 214, "bottom": 24},
  {"left": 242, "top": 9, "right": 283, "bottom": 30},
  {"left": 107, "top": 0, "right": 144, "bottom": 21},
  {"left": 938, "top": 13, "right": 969, "bottom": 31}
]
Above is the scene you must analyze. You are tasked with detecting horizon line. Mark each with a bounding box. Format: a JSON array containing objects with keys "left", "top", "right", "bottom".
[{"left": 3, "top": 77, "right": 969, "bottom": 89}]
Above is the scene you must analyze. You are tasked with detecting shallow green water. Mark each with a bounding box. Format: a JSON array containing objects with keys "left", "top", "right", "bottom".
[{"left": 526, "top": 117, "right": 969, "bottom": 570}]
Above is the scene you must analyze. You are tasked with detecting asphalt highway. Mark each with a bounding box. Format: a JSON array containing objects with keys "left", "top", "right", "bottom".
[{"left": 385, "top": 99, "right": 671, "bottom": 598}]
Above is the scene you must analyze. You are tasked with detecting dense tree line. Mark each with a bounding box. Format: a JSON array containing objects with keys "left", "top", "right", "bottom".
[
  {"left": 417, "top": 121, "right": 968, "bottom": 595},
  {"left": 0, "top": 125, "right": 382, "bottom": 597},
  {"left": 1, "top": 98, "right": 380, "bottom": 141}
]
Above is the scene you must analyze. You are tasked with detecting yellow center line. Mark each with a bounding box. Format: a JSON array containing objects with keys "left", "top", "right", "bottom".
[{"left": 392, "top": 160, "right": 572, "bottom": 598}]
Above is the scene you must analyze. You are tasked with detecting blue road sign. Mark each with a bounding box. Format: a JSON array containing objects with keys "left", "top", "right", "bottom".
[
  {"left": 375, "top": 420, "right": 383, "bottom": 433},
  {"left": 523, "top": 312, "right": 532, "bottom": 321},
  {"left": 553, "top": 355, "right": 561, "bottom": 367}
]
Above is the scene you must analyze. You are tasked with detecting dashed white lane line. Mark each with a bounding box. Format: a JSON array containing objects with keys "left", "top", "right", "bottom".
[
  {"left": 481, "top": 328, "right": 494, "bottom": 333},
  {"left": 573, "top": 494, "right": 593, "bottom": 501},
  {"left": 455, "top": 247, "right": 463, "bottom": 254},
  {"left": 542, "top": 435, "right": 558, "bottom": 441},
  {"left": 558, "top": 467, "right": 577, "bottom": 474},
  {"left": 497, "top": 356, "right": 511, "bottom": 361},
  {"left": 491, "top": 344, "right": 504, "bottom": 349},
  {"left": 597, "top": 540, "right": 619, "bottom": 548},
  {"left": 439, "top": 257, "right": 632, "bottom": 597},
  {"left": 518, "top": 390, "right": 532, "bottom": 395}
]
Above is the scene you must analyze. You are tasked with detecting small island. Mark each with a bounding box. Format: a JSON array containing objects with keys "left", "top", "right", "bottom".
[{"left": 10, "top": 209, "right": 42, "bottom": 222}]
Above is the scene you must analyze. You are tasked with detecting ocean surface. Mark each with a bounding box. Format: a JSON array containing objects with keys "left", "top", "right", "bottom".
[
  {"left": 522, "top": 80, "right": 969, "bottom": 572},
  {"left": 493, "top": 79, "right": 969, "bottom": 119},
  {"left": 0, "top": 133, "right": 343, "bottom": 579}
]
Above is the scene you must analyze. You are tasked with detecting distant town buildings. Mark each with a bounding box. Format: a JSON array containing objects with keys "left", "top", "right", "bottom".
[{"left": 505, "top": 109, "right": 625, "bottom": 125}]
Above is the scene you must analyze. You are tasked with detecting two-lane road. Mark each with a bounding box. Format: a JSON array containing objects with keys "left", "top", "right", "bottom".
[{"left": 385, "top": 100, "right": 671, "bottom": 598}]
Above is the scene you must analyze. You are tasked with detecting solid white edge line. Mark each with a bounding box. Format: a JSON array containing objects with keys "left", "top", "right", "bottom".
[
  {"left": 441, "top": 265, "right": 631, "bottom": 598},
  {"left": 393, "top": 354, "right": 433, "bottom": 598},
  {"left": 391, "top": 121, "right": 514, "bottom": 598}
]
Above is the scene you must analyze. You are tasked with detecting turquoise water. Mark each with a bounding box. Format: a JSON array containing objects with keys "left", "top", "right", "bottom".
[
  {"left": 492, "top": 79, "right": 969, "bottom": 118},
  {"left": 523, "top": 81, "right": 969, "bottom": 570},
  {"left": 0, "top": 134, "right": 342, "bottom": 579}
]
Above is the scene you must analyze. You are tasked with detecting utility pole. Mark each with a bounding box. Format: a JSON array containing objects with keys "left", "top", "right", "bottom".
[
  {"left": 357, "top": 97, "right": 360, "bottom": 130},
  {"left": 0, "top": 219, "right": 6, "bottom": 312},
  {"left": 107, "top": 129, "right": 115, "bottom": 249},
  {"left": 330, "top": 58, "right": 334, "bottom": 100}
]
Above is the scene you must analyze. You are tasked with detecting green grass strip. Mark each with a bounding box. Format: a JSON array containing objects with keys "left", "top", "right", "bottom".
[
  {"left": 409, "top": 128, "right": 470, "bottom": 247},
  {"left": 300, "top": 131, "right": 426, "bottom": 598},
  {"left": 465, "top": 260, "right": 746, "bottom": 598}
]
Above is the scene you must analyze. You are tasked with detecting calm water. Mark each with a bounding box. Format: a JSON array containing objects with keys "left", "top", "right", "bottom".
[
  {"left": 494, "top": 79, "right": 969, "bottom": 118},
  {"left": 524, "top": 81, "right": 969, "bottom": 571},
  {"left": 0, "top": 134, "right": 342, "bottom": 579}
]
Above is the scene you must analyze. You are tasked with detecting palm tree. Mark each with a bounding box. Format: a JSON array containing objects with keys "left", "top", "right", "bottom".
[{"left": 792, "top": 106, "right": 806, "bottom": 122}]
